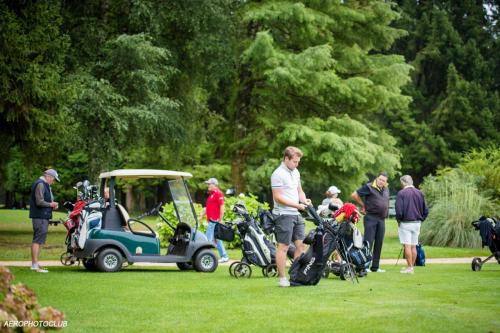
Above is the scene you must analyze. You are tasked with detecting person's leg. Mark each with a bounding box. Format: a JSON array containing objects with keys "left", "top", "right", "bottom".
[
  {"left": 404, "top": 244, "right": 413, "bottom": 268},
  {"left": 411, "top": 245, "right": 417, "bottom": 266},
  {"left": 31, "top": 242, "right": 40, "bottom": 266},
  {"left": 370, "top": 218, "right": 385, "bottom": 271},
  {"left": 206, "top": 221, "right": 216, "bottom": 243},
  {"left": 31, "top": 219, "right": 48, "bottom": 272},
  {"left": 363, "top": 215, "right": 377, "bottom": 270},
  {"left": 292, "top": 216, "right": 305, "bottom": 259},
  {"left": 216, "top": 239, "right": 228, "bottom": 259},
  {"left": 276, "top": 243, "right": 289, "bottom": 278}
]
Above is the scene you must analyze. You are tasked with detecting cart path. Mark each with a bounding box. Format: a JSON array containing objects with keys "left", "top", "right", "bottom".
[{"left": 0, "top": 257, "right": 496, "bottom": 267}]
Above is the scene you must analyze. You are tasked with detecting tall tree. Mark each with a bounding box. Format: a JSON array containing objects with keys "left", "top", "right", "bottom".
[{"left": 225, "top": 0, "right": 412, "bottom": 193}]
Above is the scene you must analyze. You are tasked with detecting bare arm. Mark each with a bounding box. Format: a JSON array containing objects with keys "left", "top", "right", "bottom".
[
  {"left": 351, "top": 191, "right": 365, "bottom": 212},
  {"left": 272, "top": 188, "right": 307, "bottom": 210}
]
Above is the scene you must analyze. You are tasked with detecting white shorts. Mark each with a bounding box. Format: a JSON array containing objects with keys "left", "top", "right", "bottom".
[{"left": 398, "top": 222, "right": 421, "bottom": 245}]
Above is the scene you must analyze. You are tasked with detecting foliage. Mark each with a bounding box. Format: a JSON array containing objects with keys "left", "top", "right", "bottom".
[
  {"left": 0, "top": 266, "right": 65, "bottom": 332},
  {"left": 156, "top": 202, "right": 204, "bottom": 248},
  {"left": 420, "top": 169, "right": 498, "bottom": 248}
]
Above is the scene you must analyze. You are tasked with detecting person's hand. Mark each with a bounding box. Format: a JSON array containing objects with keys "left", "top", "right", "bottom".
[
  {"left": 297, "top": 203, "right": 307, "bottom": 211},
  {"left": 50, "top": 202, "right": 58, "bottom": 209}
]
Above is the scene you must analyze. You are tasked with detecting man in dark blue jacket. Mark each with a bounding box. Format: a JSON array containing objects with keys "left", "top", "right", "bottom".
[
  {"left": 351, "top": 172, "right": 390, "bottom": 273},
  {"left": 395, "top": 175, "right": 428, "bottom": 274},
  {"left": 29, "top": 169, "right": 60, "bottom": 273}
]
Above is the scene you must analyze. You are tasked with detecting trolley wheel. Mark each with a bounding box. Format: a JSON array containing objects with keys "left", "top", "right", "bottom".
[
  {"left": 60, "top": 252, "right": 78, "bottom": 266},
  {"left": 262, "top": 264, "right": 277, "bottom": 278},
  {"left": 322, "top": 268, "right": 330, "bottom": 279},
  {"left": 340, "top": 263, "right": 356, "bottom": 281},
  {"left": 229, "top": 261, "right": 240, "bottom": 277},
  {"left": 471, "top": 257, "right": 482, "bottom": 271},
  {"left": 233, "top": 262, "right": 252, "bottom": 278}
]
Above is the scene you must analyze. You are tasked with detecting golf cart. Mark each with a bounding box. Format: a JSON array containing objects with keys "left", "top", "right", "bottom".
[{"left": 74, "top": 169, "right": 218, "bottom": 273}]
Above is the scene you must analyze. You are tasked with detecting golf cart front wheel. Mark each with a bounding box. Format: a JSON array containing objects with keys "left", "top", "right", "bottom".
[
  {"left": 194, "top": 250, "right": 218, "bottom": 272},
  {"left": 471, "top": 257, "right": 482, "bottom": 271},
  {"left": 234, "top": 263, "right": 252, "bottom": 278},
  {"left": 96, "top": 248, "right": 123, "bottom": 272},
  {"left": 82, "top": 258, "right": 98, "bottom": 271},
  {"left": 262, "top": 264, "right": 277, "bottom": 278}
]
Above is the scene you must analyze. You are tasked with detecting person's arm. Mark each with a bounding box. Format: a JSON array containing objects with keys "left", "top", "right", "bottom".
[
  {"left": 35, "top": 183, "right": 56, "bottom": 208},
  {"left": 422, "top": 195, "right": 429, "bottom": 221},
  {"left": 272, "top": 188, "right": 306, "bottom": 211},
  {"left": 219, "top": 203, "right": 225, "bottom": 223},
  {"left": 351, "top": 191, "right": 365, "bottom": 212},
  {"left": 297, "top": 184, "right": 311, "bottom": 206},
  {"left": 395, "top": 193, "right": 403, "bottom": 222}
]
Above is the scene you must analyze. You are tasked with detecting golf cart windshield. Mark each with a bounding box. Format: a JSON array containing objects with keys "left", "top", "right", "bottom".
[{"left": 168, "top": 178, "right": 198, "bottom": 227}]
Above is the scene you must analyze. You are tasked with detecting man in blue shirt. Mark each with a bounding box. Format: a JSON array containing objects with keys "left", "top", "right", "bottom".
[{"left": 395, "top": 175, "right": 429, "bottom": 274}]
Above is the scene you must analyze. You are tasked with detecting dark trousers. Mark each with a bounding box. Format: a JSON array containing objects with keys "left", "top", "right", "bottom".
[{"left": 363, "top": 214, "right": 385, "bottom": 271}]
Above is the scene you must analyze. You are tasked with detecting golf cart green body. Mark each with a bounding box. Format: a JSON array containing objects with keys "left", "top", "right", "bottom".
[{"left": 75, "top": 169, "right": 217, "bottom": 273}]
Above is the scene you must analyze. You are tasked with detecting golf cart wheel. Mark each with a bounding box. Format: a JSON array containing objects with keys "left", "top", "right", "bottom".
[
  {"left": 229, "top": 261, "right": 240, "bottom": 277},
  {"left": 262, "top": 264, "right": 278, "bottom": 278},
  {"left": 234, "top": 263, "right": 252, "bottom": 279},
  {"left": 82, "top": 258, "right": 98, "bottom": 271},
  {"left": 194, "top": 250, "right": 218, "bottom": 273},
  {"left": 471, "top": 257, "right": 482, "bottom": 271},
  {"left": 177, "top": 262, "right": 193, "bottom": 271},
  {"left": 60, "top": 252, "right": 78, "bottom": 266},
  {"left": 96, "top": 248, "right": 123, "bottom": 272},
  {"left": 340, "top": 263, "right": 355, "bottom": 281}
]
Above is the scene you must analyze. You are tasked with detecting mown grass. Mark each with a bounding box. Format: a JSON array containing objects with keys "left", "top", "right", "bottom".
[
  {"left": 6, "top": 264, "right": 500, "bottom": 333},
  {"left": 0, "top": 209, "right": 493, "bottom": 261}
]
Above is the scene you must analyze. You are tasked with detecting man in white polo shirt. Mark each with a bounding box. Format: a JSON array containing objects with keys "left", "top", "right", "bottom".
[{"left": 271, "top": 146, "right": 311, "bottom": 287}]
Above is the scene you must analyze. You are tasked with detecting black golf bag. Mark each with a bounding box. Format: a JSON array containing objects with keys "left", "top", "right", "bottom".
[
  {"left": 288, "top": 205, "right": 328, "bottom": 286},
  {"left": 471, "top": 216, "right": 500, "bottom": 271}
]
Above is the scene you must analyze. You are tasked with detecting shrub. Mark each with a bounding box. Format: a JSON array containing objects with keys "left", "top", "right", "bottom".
[
  {"left": 156, "top": 194, "right": 270, "bottom": 250},
  {"left": 420, "top": 169, "right": 498, "bottom": 248},
  {"left": 0, "top": 266, "right": 65, "bottom": 332},
  {"left": 156, "top": 202, "right": 204, "bottom": 248}
]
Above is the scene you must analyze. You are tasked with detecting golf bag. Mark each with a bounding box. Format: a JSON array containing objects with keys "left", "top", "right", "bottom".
[
  {"left": 288, "top": 205, "right": 328, "bottom": 286},
  {"left": 471, "top": 216, "right": 500, "bottom": 271},
  {"left": 228, "top": 203, "right": 295, "bottom": 278}
]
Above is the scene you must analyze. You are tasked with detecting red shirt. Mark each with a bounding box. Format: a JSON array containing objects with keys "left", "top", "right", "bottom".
[{"left": 206, "top": 189, "right": 224, "bottom": 221}]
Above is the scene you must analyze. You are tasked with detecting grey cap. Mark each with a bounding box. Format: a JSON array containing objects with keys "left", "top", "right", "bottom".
[
  {"left": 205, "top": 178, "right": 218, "bottom": 185},
  {"left": 44, "top": 169, "right": 60, "bottom": 182}
]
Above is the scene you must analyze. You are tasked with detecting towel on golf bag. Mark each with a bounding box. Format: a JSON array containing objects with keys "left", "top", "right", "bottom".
[
  {"left": 214, "top": 222, "right": 235, "bottom": 242},
  {"left": 289, "top": 228, "right": 324, "bottom": 286}
]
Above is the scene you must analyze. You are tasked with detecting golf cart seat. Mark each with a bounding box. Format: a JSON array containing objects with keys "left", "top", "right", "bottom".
[
  {"left": 117, "top": 204, "right": 132, "bottom": 231},
  {"left": 167, "top": 222, "right": 191, "bottom": 255}
]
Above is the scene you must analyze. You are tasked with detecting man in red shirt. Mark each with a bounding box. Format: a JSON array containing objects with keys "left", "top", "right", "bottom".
[{"left": 200, "top": 178, "right": 229, "bottom": 262}]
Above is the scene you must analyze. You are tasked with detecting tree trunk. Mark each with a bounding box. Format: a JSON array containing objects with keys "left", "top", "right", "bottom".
[
  {"left": 231, "top": 152, "right": 247, "bottom": 194},
  {"left": 126, "top": 185, "right": 135, "bottom": 213}
]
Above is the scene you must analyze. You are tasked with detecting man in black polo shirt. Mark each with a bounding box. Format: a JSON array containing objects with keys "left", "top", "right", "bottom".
[
  {"left": 351, "top": 172, "right": 389, "bottom": 273},
  {"left": 29, "top": 169, "right": 60, "bottom": 273}
]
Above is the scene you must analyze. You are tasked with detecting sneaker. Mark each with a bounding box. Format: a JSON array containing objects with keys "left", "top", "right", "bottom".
[
  {"left": 219, "top": 257, "right": 229, "bottom": 263},
  {"left": 370, "top": 268, "right": 386, "bottom": 273},
  {"left": 31, "top": 266, "right": 48, "bottom": 273},
  {"left": 279, "top": 278, "right": 290, "bottom": 287},
  {"left": 400, "top": 267, "right": 414, "bottom": 274}
]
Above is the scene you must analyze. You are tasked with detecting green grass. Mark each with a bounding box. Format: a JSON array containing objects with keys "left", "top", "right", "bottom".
[
  {"left": 5, "top": 264, "right": 500, "bottom": 333},
  {"left": 0, "top": 209, "right": 492, "bottom": 261}
]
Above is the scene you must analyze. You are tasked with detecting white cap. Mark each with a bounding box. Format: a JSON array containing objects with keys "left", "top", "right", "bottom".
[
  {"left": 205, "top": 178, "right": 218, "bottom": 185},
  {"left": 327, "top": 186, "right": 341, "bottom": 194}
]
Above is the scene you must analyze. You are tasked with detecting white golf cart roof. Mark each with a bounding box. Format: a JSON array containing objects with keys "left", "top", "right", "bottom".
[{"left": 99, "top": 169, "right": 193, "bottom": 179}]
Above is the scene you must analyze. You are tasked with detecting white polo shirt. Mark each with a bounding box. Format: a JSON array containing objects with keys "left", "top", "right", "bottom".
[{"left": 271, "top": 162, "right": 301, "bottom": 215}]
